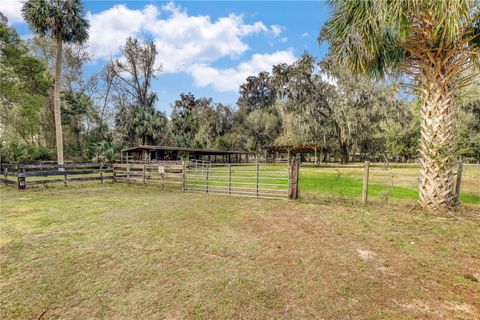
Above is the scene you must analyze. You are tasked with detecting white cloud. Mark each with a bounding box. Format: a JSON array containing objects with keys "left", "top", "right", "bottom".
[
  {"left": 87, "top": 2, "right": 283, "bottom": 73},
  {"left": 189, "top": 49, "right": 296, "bottom": 92},
  {"left": 87, "top": 4, "right": 158, "bottom": 61},
  {"left": 271, "top": 24, "right": 283, "bottom": 37},
  {"left": 0, "top": 0, "right": 23, "bottom": 25}
]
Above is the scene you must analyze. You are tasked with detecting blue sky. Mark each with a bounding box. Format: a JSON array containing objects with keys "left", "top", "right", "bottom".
[{"left": 1, "top": 0, "right": 331, "bottom": 113}]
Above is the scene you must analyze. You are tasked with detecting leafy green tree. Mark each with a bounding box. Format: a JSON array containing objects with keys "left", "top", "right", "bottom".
[
  {"left": 170, "top": 93, "right": 212, "bottom": 147},
  {"left": 90, "top": 140, "right": 117, "bottom": 163},
  {"left": 378, "top": 103, "right": 420, "bottom": 161},
  {"left": 271, "top": 53, "right": 333, "bottom": 149},
  {"left": 237, "top": 71, "right": 275, "bottom": 112},
  {"left": 115, "top": 103, "right": 169, "bottom": 146},
  {"left": 0, "top": 14, "right": 52, "bottom": 161},
  {"left": 22, "top": 0, "right": 89, "bottom": 166},
  {"left": 456, "top": 83, "right": 480, "bottom": 159},
  {"left": 242, "top": 109, "right": 282, "bottom": 153},
  {"left": 321, "top": 0, "right": 480, "bottom": 212},
  {"left": 270, "top": 54, "right": 405, "bottom": 163}
]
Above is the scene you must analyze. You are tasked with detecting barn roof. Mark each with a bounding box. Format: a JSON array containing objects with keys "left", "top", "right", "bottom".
[
  {"left": 265, "top": 144, "right": 320, "bottom": 154},
  {"left": 122, "top": 145, "right": 251, "bottom": 155}
]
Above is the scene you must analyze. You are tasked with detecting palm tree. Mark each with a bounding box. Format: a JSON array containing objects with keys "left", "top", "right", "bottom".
[
  {"left": 22, "top": 0, "right": 89, "bottom": 166},
  {"left": 321, "top": 0, "right": 479, "bottom": 213}
]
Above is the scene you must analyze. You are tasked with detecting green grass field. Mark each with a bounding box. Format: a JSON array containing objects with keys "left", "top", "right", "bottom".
[
  {"left": 1, "top": 183, "right": 479, "bottom": 319},
  {"left": 299, "top": 166, "right": 480, "bottom": 205}
]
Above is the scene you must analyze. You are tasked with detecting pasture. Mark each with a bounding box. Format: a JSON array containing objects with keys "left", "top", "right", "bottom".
[
  {"left": 1, "top": 168, "right": 479, "bottom": 319},
  {"left": 300, "top": 164, "right": 480, "bottom": 205}
]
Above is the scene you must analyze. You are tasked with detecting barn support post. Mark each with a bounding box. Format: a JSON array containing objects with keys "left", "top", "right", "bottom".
[{"left": 362, "top": 161, "right": 370, "bottom": 204}]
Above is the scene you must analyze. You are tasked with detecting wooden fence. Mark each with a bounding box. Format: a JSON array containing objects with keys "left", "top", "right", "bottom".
[
  {"left": 1, "top": 163, "right": 112, "bottom": 189},
  {"left": 112, "top": 163, "right": 185, "bottom": 189}
]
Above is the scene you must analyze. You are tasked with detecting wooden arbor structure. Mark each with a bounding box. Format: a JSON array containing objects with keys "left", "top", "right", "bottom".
[{"left": 265, "top": 144, "right": 320, "bottom": 164}]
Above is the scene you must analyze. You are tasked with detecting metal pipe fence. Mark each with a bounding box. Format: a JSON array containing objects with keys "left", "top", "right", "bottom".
[{"left": 185, "top": 162, "right": 291, "bottom": 200}]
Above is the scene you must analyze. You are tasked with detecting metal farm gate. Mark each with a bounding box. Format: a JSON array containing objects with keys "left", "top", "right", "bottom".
[
  {"left": 112, "top": 161, "right": 298, "bottom": 200},
  {"left": 185, "top": 162, "right": 291, "bottom": 200}
]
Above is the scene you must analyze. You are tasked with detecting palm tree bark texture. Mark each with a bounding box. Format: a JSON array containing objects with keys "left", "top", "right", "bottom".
[{"left": 407, "top": 13, "right": 472, "bottom": 213}]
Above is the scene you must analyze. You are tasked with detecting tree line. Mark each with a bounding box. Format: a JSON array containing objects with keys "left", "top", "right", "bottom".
[{"left": 2, "top": 12, "right": 478, "bottom": 165}]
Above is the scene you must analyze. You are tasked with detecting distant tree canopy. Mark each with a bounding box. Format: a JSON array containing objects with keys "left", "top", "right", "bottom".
[
  {"left": 0, "top": 13, "right": 51, "bottom": 162},
  {"left": 110, "top": 37, "right": 168, "bottom": 146},
  {"left": 0, "top": 17, "right": 478, "bottom": 164}
]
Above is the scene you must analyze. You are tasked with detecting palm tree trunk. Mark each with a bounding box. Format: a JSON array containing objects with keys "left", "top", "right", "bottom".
[
  {"left": 54, "top": 32, "right": 64, "bottom": 166},
  {"left": 418, "top": 83, "right": 456, "bottom": 213}
]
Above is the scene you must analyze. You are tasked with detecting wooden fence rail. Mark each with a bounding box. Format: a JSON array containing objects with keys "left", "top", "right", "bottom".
[
  {"left": 1, "top": 163, "right": 112, "bottom": 189},
  {"left": 112, "top": 163, "right": 184, "bottom": 189}
]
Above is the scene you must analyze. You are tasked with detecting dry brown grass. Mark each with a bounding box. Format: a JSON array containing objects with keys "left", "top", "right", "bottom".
[{"left": 1, "top": 183, "right": 479, "bottom": 319}]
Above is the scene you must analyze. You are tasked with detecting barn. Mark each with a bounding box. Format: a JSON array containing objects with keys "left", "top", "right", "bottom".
[{"left": 121, "top": 145, "right": 255, "bottom": 163}]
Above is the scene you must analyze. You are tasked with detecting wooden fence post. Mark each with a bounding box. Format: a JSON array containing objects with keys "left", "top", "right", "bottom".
[
  {"left": 228, "top": 164, "right": 232, "bottom": 194},
  {"left": 4, "top": 167, "right": 8, "bottom": 186},
  {"left": 112, "top": 165, "right": 116, "bottom": 182},
  {"left": 256, "top": 162, "right": 260, "bottom": 198},
  {"left": 100, "top": 164, "right": 104, "bottom": 184},
  {"left": 362, "top": 161, "right": 370, "bottom": 204},
  {"left": 160, "top": 165, "right": 165, "bottom": 190},
  {"left": 206, "top": 165, "right": 209, "bottom": 193},
  {"left": 182, "top": 160, "right": 186, "bottom": 192},
  {"left": 17, "top": 164, "right": 26, "bottom": 190},
  {"left": 143, "top": 164, "right": 146, "bottom": 185},
  {"left": 288, "top": 160, "right": 299, "bottom": 200},
  {"left": 455, "top": 159, "right": 463, "bottom": 204}
]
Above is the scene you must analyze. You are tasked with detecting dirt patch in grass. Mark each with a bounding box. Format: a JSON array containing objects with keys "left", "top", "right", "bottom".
[{"left": 1, "top": 183, "right": 479, "bottom": 319}]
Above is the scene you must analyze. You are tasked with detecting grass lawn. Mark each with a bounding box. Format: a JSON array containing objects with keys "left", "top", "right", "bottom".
[
  {"left": 1, "top": 183, "right": 479, "bottom": 319},
  {"left": 300, "top": 166, "right": 480, "bottom": 205}
]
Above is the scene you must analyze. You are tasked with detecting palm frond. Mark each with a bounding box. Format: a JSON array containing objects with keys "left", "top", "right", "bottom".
[{"left": 22, "top": 0, "right": 89, "bottom": 44}]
